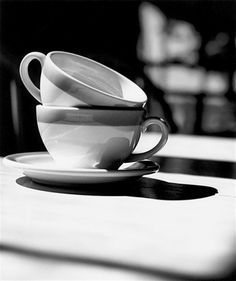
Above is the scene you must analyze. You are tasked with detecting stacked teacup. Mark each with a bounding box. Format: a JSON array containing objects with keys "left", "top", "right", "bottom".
[{"left": 20, "top": 51, "right": 168, "bottom": 170}]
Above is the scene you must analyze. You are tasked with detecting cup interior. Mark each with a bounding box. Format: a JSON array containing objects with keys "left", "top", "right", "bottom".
[
  {"left": 50, "top": 52, "right": 147, "bottom": 105},
  {"left": 51, "top": 53, "right": 123, "bottom": 98}
]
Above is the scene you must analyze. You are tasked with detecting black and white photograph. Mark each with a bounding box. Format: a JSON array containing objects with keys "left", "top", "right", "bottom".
[{"left": 0, "top": 0, "right": 236, "bottom": 280}]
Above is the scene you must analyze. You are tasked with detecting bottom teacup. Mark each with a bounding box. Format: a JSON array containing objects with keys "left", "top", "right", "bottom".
[{"left": 36, "top": 105, "right": 168, "bottom": 169}]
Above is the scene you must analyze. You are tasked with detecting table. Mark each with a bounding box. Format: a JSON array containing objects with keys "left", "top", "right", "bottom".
[{"left": 1, "top": 134, "right": 236, "bottom": 280}]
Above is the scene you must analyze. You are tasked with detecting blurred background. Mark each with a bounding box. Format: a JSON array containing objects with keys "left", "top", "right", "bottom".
[{"left": 0, "top": 0, "right": 235, "bottom": 156}]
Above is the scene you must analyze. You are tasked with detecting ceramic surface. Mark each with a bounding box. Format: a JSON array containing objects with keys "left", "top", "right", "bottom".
[
  {"left": 3, "top": 152, "right": 159, "bottom": 184},
  {"left": 19, "top": 51, "right": 147, "bottom": 107},
  {"left": 36, "top": 105, "right": 168, "bottom": 169}
]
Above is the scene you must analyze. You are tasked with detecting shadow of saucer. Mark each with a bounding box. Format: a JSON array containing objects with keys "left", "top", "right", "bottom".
[{"left": 16, "top": 176, "right": 218, "bottom": 200}]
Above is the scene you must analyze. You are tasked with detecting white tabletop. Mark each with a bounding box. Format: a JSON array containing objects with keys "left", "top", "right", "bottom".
[{"left": 1, "top": 134, "right": 236, "bottom": 280}]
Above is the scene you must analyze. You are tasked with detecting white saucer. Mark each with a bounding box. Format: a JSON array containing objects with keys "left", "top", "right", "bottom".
[{"left": 3, "top": 152, "right": 159, "bottom": 185}]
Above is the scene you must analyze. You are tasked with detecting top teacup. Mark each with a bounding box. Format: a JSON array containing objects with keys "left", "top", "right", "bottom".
[{"left": 19, "top": 51, "right": 147, "bottom": 107}]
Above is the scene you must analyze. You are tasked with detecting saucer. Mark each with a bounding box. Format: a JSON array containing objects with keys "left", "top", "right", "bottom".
[{"left": 3, "top": 152, "right": 159, "bottom": 185}]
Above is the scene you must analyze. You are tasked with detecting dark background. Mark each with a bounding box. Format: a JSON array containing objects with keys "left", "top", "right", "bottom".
[{"left": 0, "top": 0, "right": 235, "bottom": 155}]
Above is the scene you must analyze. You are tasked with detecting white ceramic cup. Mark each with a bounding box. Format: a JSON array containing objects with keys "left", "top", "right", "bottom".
[
  {"left": 36, "top": 105, "right": 168, "bottom": 169},
  {"left": 20, "top": 51, "right": 147, "bottom": 107}
]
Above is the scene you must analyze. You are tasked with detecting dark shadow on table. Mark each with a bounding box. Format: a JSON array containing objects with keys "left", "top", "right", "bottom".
[
  {"left": 12, "top": 178, "right": 235, "bottom": 281},
  {"left": 16, "top": 176, "right": 218, "bottom": 200},
  {"left": 151, "top": 156, "right": 236, "bottom": 179}
]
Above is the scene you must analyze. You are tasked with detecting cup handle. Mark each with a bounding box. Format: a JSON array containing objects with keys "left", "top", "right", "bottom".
[
  {"left": 126, "top": 117, "right": 169, "bottom": 162},
  {"left": 19, "top": 52, "right": 46, "bottom": 103}
]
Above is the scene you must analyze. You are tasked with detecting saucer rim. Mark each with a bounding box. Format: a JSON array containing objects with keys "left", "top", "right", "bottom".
[{"left": 3, "top": 152, "right": 159, "bottom": 175}]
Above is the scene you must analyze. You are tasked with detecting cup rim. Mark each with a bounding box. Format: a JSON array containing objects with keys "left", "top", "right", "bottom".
[
  {"left": 36, "top": 104, "right": 145, "bottom": 112},
  {"left": 47, "top": 51, "right": 147, "bottom": 106}
]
